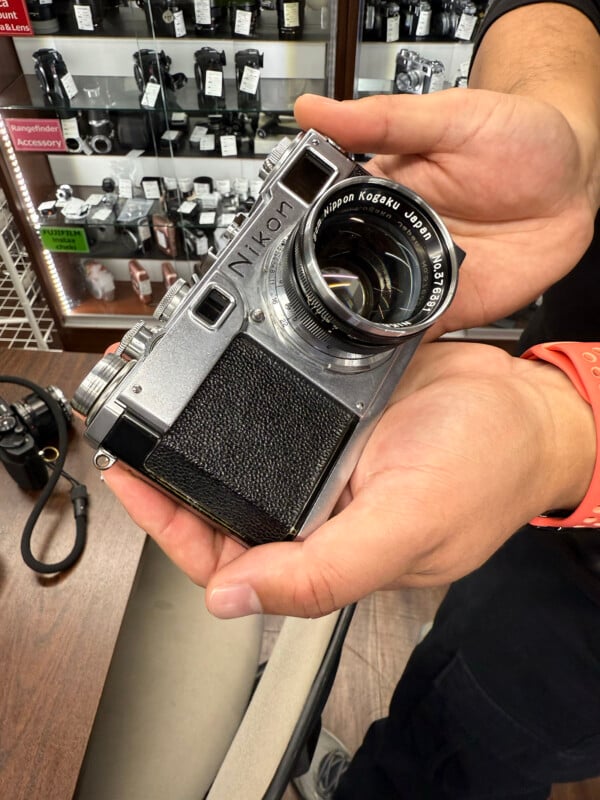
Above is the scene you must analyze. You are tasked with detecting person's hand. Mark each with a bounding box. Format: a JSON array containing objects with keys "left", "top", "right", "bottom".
[
  {"left": 104, "top": 342, "right": 595, "bottom": 618},
  {"left": 293, "top": 90, "right": 598, "bottom": 337}
]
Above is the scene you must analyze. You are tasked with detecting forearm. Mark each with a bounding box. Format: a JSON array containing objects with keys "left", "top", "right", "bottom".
[{"left": 470, "top": 3, "right": 600, "bottom": 205}]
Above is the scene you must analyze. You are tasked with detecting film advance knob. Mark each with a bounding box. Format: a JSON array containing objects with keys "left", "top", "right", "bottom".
[
  {"left": 258, "top": 137, "right": 292, "bottom": 179},
  {"left": 153, "top": 278, "right": 190, "bottom": 322}
]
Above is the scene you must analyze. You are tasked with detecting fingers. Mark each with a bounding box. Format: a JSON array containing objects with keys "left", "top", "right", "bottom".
[
  {"left": 103, "top": 463, "right": 245, "bottom": 583},
  {"left": 294, "top": 90, "right": 480, "bottom": 156}
]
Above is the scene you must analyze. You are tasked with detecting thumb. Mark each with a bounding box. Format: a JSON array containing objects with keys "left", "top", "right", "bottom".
[
  {"left": 294, "top": 90, "right": 482, "bottom": 157},
  {"left": 205, "top": 483, "right": 420, "bottom": 618}
]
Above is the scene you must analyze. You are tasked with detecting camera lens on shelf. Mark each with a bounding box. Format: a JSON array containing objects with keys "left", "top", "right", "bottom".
[
  {"left": 276, "top": 0, "right": 305, "bottom": 40},
  {"left": 383, "top": 1, "right": 401, "bottom": 42},
  {"left": 26, "top": 0, "right": 60, "bottom": 34},
  {"left": 229, "top": 0, "right": 259, "bottom": 37}
]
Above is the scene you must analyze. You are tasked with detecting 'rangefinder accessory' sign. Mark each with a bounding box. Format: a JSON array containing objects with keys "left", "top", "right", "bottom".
[
  {"left": 5, "top": 119, "right": 67, "bottom": 152},
  {"left": 0, "top": 0, "right": 33, "bottom": 35}
]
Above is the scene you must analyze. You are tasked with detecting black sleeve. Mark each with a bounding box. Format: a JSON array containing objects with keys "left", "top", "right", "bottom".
[{"left": 472, "top": 0, "right": 600, "bottom": 61}]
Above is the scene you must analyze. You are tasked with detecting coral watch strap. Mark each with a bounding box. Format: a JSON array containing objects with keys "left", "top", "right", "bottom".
[{"left": 522, "top": 342, "right": 600, "bottom": 528}]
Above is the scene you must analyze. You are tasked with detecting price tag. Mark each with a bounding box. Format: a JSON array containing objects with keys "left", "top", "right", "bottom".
[
  {"left": 386, "top": 15, "right": 400, "bottom": 42},
  {"left": 204, "top": 69, "right": 223, "bottom": 97},
  {"left": 199, "top": 211, "right": 216, "bottom": 225},
  {"left": 74, "top": 4, "right": 94, "bottom": 30},
  {"left": 195, "top": 234, "right": 209, "bottom": 255},
  {"left": 219, "top": 212, "right": 236, "bottom": 226},
  {"left": 90, "top": 206, "right": 113, "bottom": 222},
  {"left": 239, "top": 65, "right": 260, "bottom": 95},
  {"left": 141, "top": 81, "right": 161, "bottom": 108},
  {"left": 171, "top": 111, "right": 187, "bottom": 124},
  {"left": 155, "top": 229, "right": 168, "bottom": 249},
  {"left": 415, "top": 7, "right": 431, "bottom": 36},
  {"left": 61, "top": 73, "right": 79, "bottom": 100},
  {"left": 142, "top": 180, "right": 162, "bottom": 200},
  {"left": 250, "top": 179, "right": 263, "bottom": 197},
  {"left": 283, "top": 2, "right": 300, "bottom": 27},
  {"left": 234, "top": 8, "right": 252, "bottom": 35},
  {"left": 215, "top": 179, "right": 231, "bottom": 195},
  {"left": 233, "top": 177, "right": 249, "bottom": 195},
  {"left": 194, "top": 0, "right": 211, "bottom": 24},
  {"left": 139, "top": 224, "right": 152, "bottom": 241},
  {"left": 220, "top": 134, "right": 238, "bottom": 157},
  {"left": 118, "top": 179, "right": 133, "bottom": 199},
  {"left": 455, "top": 12, "right": 477, "bottom": 40},
  {"left": 61, "top": 117, "right": 80, "bottom": 139},
  {"left": 38, "top": 200, "right": 56, "bottom": 214},
  {"left": 190, "top": 125, "right": 208, "bottom": 144},
  {"left": 193, "top": 181, "right": 211, "bottom": 196},
  {"left": 174, "top": 9, "right": 186, "bottom": 37},
  {"left": 85, "top": 193, "right": 104, "bottom": 206},
  {"left": 178, "top": 200, "right": 197, "bottom": 214},
  {"left": 199, "top": 134, "right": 216, "bottom": 151}
]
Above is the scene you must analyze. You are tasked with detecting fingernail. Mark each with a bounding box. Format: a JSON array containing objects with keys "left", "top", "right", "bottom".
[{"left": 208, "top": 584, "right": 263, "bottom": 618}]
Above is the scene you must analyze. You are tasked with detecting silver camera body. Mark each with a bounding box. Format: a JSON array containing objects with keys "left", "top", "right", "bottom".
[
  {"left": 73, "top": 130, "right": 462, "bottom": 547},
  {"left": 394, "top": 48, "right": 434, "bottom": 95}
]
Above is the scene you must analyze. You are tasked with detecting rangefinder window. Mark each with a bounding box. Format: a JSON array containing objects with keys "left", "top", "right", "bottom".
[
  {"left": 194, "top": 286, "right": 233, "bottom": 327},
  {"left": 281, "top": 151, "right": 333, "bottom": 203}
]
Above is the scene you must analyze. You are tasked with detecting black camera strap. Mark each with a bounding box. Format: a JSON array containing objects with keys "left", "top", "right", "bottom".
[{"left": 0, "top": 375, "right": 88, "bottom": 575}]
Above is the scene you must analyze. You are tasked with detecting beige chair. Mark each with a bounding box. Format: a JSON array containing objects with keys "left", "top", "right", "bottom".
[{"left": 76, "top": 537, "right": 354, "bottom": 800}]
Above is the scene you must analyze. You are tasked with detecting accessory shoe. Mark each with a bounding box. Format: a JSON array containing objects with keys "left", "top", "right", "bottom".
[{"left": 293, "top": 728, "right": 351, "bottom": 800}]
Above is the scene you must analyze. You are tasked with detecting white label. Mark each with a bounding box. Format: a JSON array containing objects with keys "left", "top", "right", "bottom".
[
  {"left": 204, "top": 69, "right": 223, "bottom": 97},
  {"left": 137, "top": 278, "right": 152, "bottom": 295},
  {"left": 171, "top": 112, "right": 187, "bottom": 124},
  {"left": 178, "top": 177, "right": 194, "bottom": 193},
  {"left": 142, "top": 180, "right": 161, "bottom": 200},
  {"left": 365, "top": 5, "right": 374, "bottom": 28},
  {"left": 141, "top": 81, "right": 161, "bottom": 108},
  {"left": 386, "top": 15, "right": 400, "bottom": 42},
  {"left": 39, "top": 200, "right": 56, "bottom": 213},
  {"left": 194, "top": 182, "right": 211, "bottom": 196},
  {"left": 126, "top": 149, "right": 145, "bottom": 158},
  {"left": 415, "top": 7, "right": 431, "bottom": 36},
  {"left": 240, "top": 65, "right": 260, "bottom": 94},
  {"left": 61, "top": 73, "right": 78, "bottom": 100},
  {"left": 199, "top": 134, "right": 216, "bottom": 151},
  {"left": 85, "top": 193, "right": 104, "bottom": 206},
  {"left": 250, "top": 179, "right": 263, "bottom": 197},
  {"left": 174, "top": 9, "right": 186, "bottom": 36},
  {"left": 455, "top": 11, "right": 477, "bottom": 40},
  {"left": 162, "top": 130, "right": 180, "bottom": 141},
  {"left": 201, "top": 193, "right": 218, "bottom": 209},
  {"left": 219, "top": 212, "right": 236, "bottom": 226},
  {"left": 215, "top": 179, "right": 231, "bottom": 195},
  {"left": 195, "top": 0, "right": 211, "bottom": 24},
  {"left": 195, "top": 235, "right": 208, "bottom": 255},
  {"left": 139, "top": 225, "right": 151, "bottom": 241},
  {"left": 220, "top": 134, "right": 237, "bottom": 157},
  {"left": 178, "top": 200, "right": 197, "bottom": 214},
  {"left": 91, "top": 206, "right": 112, "bottom": 222},
  {"left": 190, "top": 125, "right": 208, "bottom": 143},
  {"left": 234, "top": 8, "right": 252, "bottom": 35},
  {"left": 118, "top": 179, "right": 133, "bottom": 199},
  {"left": 199, "top": 211, "right": 216, "bottom": 225},
  {"left": 40, "top": 0, "right": 53, "bottom": 4},
  {"left": 283, "top": 2, "right": 300, "bottom": 27},
  {"left": 233, "top": 177, "right": 249, "bottom": 195},
  {"left": 61, "top": 117, "right": 79, "bottom": 138},
  {"left": 163, "top": 176, "right": 178, "bottom": 191},
  {"left": 74, "top": 5, "right": 94, "bottom": 30},
  {"left": 155, "top": 229, "right": 168, "bottom": 249}
]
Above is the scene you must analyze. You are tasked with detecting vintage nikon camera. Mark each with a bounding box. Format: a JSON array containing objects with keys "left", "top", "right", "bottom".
[
  {"left": 0, "top": 387, "right": 71, "bottom": 491},
  {"left": 73, "top": 130, "right": 462, "bottom": 547}
]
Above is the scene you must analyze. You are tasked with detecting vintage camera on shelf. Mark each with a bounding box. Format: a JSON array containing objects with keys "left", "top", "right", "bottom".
[
  {"left": 137, "top": 0, "right": 188, "bottom": 37},
  {"left": 133, "top": 49, "right": 187, "bottom": 111},
  {"left": 194, "top": 0, "right": 229, "bottom": 35},
  {"left": 73, "top": 129, "right": 462, "bottom": 548},
  {"left": 393, "top": 49, "right": 445, "bottom": 95},
  {"left": 276, "top": 0, "right": 305, "bottom": 40},
  {"left": 195, "top": 47, "right": 227, "bottom": 111},
  {"left": 26, "top": 0, "right": 60, "bottom": 33},
  {"left": 116, "top": 198, "right": 155, "bottom": 254},
  {"left": 235, "top": 49, "right": 263, "bottom": 112},
  {"left": 0, "top": 387, "right": 71, "bottom": 491},
  {"left": 229, "top": 0, "right": 260, "bottom": 37},
  {"left": 32, "top": 48, "right": 74, "bottom": 109}
]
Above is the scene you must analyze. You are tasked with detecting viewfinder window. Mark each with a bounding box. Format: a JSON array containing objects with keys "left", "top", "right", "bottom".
[
  {"left": 194, "top": 287, "right": 232, "bottom": 327},
  {"left": 281, "top": 151, "right": 333, "bottom": 203}
]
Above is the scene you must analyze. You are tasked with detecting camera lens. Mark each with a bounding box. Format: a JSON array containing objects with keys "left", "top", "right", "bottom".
[
  {"left": 12, "top": 386, "right": 72, "bottom": 444},
  {"left": 286, "top": 176, "right": 459, "bottom": 348}
]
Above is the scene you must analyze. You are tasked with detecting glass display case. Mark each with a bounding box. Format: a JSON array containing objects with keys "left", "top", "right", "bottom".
[{"left": 0, "top": 0, "right": 345, "bottom": 350}]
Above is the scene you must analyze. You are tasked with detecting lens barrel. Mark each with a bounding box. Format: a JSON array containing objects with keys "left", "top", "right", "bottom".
[{"left": 284, "top": 177, "right": 459, "bottom": 348}]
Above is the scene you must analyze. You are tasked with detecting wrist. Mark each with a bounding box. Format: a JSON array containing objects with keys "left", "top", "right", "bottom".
[{"left": 519, "top": 344, "right": 598, "bottom": 526}]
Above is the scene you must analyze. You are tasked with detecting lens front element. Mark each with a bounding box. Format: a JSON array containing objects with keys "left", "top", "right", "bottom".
[{"left": 293, "top": 177, "right": 459, "bottom": 347}]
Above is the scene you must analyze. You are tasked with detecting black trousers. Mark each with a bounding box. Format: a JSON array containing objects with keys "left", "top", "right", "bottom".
[{"left": 334, "top": 526, "right": 600, "bottom": 799}]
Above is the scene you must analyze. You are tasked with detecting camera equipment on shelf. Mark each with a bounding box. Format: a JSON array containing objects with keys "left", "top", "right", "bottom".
[
  {"left": 73, "top": 0, "right": 105, "bottom": 30},
  {"left": 26, "top": 0, "right": 59, "bottom": 33},
  {"left": 393, "top": 48, "right": 445, "bottom": 94},
  {"left": 194, "top": 0, "right": 228, "bottom": 35},
  {"left": 73, "top": 129, "right": 463, "bottom": 549},
  {"left": 362, "top": 0, "right": 483, "bottom": 42},
  {"left": 195, "top": 47, "right": 227, "bottom": 111},
  {"left": 32, "top": 48, "right": 75, "bottom": 108},
  {"left": 83, "top": 259, "right": 116, "bottom": 300},
  {"left": 137, "top": 0, "right": 188, "bottom": 37},
  {"left": 235, "top": 49, "right": 263, "bottom": 112},
  {"left": 276, "top": 0, "right": 305, "bottom": 39},
  {"left": 133, "top": 48, "right": 187, "bottom": 111},
  {"left": 229, "top": 0, "right": 260, "bottom": 37}
]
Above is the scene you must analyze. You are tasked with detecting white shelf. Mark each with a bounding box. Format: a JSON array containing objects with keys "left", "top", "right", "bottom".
[{"left": 0, "top": 192, "right": 58, "bottom": 350}]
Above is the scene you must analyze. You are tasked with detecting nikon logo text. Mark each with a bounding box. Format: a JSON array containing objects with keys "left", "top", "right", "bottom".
[{"left": 227, "top": 199, "right": 294, "bottom": 275}]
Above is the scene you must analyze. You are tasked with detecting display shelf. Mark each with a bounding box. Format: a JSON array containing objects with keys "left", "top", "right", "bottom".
[{"left": 0, "top": 192, "right": 58, "bottom": 349}]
